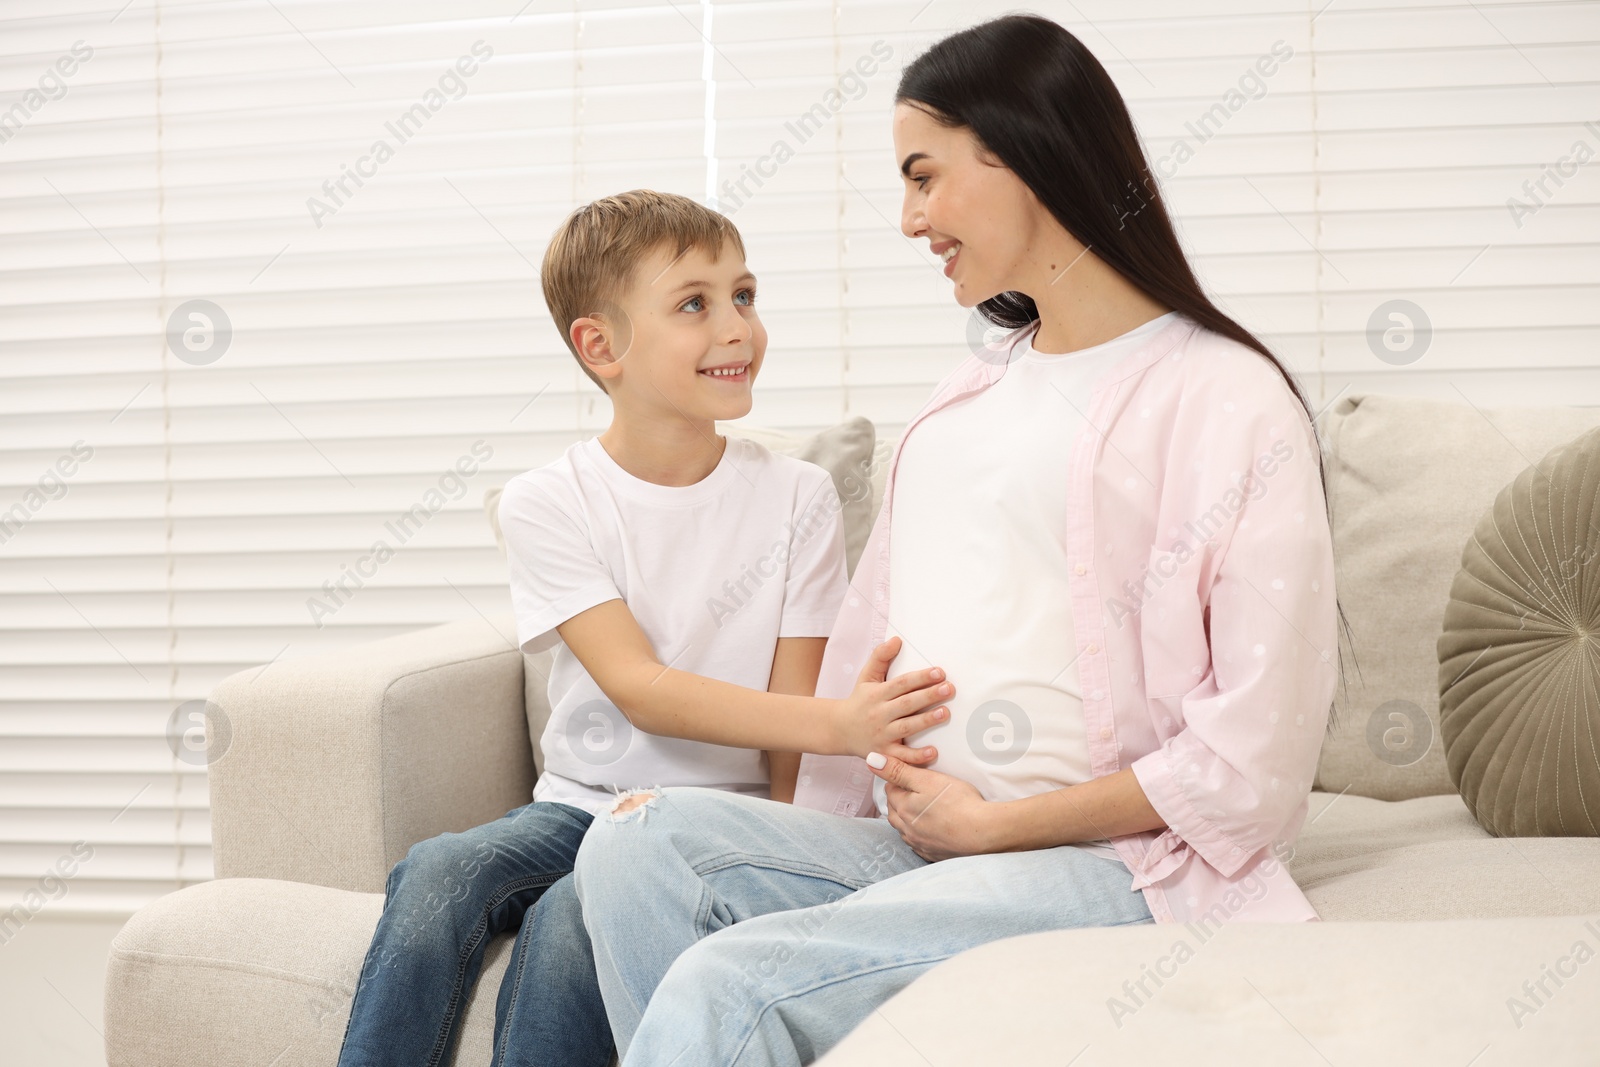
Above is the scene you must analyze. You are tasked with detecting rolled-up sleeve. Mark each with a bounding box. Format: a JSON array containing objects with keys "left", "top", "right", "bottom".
[{"left": 1129, "top": 358, "right": 1339, "bottom": 880}]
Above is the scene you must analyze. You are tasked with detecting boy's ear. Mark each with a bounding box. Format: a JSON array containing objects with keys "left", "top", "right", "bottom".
[{"left": 570, "top": 301, "right": 635, "bottom": 384}]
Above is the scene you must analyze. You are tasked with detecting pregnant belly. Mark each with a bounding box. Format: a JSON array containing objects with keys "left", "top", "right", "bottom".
[{"left": 898, "top": 679, "right": 1095, "bottom": 802}]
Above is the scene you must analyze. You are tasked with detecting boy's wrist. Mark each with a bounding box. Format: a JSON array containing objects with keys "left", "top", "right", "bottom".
[{"left": 823, "top": 697, "right": 852, "bottom": 756}]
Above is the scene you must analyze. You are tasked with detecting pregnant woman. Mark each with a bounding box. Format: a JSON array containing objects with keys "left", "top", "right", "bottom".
[{"left": 573, "top": 13, "right": 1352, "bottom": 1066}]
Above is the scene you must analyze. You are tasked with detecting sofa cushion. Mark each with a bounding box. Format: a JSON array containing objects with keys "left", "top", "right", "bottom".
[
  {"left": 1317, "top": 393, "right": 1600, "bottom": 801},
  {"left": 1437, "top": 424, "right": 1600, "bottom": 838},
  {"left": 1288, "top": 790, "right": 1600, "bottom": 921},
  {"left": 104, "top": 878, "right": 517, "bottom": 1067},
  {"left": 815, "top": 909, "right": 1600, "bottom": 1066}
]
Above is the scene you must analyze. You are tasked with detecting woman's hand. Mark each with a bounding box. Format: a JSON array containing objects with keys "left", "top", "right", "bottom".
[
  {"left": 867, "top": 753, "right": 1008, "bottom": 862},
  {"left": 832, "top": 636, "right": 951, "bottom": 765}
]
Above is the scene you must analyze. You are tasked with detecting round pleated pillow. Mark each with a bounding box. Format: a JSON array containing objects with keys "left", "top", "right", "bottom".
[{"left": 1437, "top": 425, "right": 1600, "bottom": 838}]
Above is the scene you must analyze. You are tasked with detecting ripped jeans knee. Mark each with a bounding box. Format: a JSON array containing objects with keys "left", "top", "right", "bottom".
[{"left": 607, "top": 785, "right": 663, "bottom": 821}]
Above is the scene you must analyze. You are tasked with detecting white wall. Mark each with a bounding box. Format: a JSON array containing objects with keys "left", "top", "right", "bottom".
[{"left": 1, "top": 0, "right": 1596, "bottom": 915}]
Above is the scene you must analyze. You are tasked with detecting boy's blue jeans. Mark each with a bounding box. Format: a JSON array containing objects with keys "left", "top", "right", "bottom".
[
  {"left": 335, "top": 799, "right": 615, "bottom": 1067},
  {"left": 572, "top": 786, "right": 1156, "bottom": 1067}
]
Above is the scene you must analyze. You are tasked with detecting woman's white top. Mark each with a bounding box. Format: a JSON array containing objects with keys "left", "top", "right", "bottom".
[{"left": 877, "top": 313, "right": 1181, "bottom": 859}]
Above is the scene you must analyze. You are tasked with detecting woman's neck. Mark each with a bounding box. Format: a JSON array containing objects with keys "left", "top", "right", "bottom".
[{"left": 1022, "top": 241, "right": 1174, "bottom": 356}]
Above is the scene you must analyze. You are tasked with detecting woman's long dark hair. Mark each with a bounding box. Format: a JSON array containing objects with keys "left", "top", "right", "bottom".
[{"left": 898, "top": 14, "right": 1358, "bottom": 732}]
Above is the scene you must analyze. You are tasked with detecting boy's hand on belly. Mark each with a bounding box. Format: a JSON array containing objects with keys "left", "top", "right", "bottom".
[
  {"left": 866, "top": 753, "right": 998, "bottom": 862},
  {"left": 832, "top": 636, "right": 951, "bottom": 765}
]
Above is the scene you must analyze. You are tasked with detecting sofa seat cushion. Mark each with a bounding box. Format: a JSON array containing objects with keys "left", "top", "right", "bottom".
[
  {"left": 815, "top": 911, "right": 1600, "bottom": 1065},
  {"left": 1289, "top": 790, "right": 1600, "bottom": 921},
  {"left": 104, "top": 878, "right": 515, "bottom": 1067}
]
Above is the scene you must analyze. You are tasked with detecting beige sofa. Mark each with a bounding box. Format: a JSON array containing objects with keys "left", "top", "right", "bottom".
[{"left": 104, "top": 393, "right": 1600, "bottom": 1066}]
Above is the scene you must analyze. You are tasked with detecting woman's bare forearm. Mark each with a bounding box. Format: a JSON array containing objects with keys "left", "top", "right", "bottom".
[{"left": 987, "top": 768, "right": 1168, "bottom": 852}]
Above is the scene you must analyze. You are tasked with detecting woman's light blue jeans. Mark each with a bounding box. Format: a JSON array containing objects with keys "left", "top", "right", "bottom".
[{"left": 572, "top": 786, "right": 1155, "bottom": 1067}]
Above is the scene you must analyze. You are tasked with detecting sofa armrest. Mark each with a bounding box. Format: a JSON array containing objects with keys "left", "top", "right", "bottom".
[{"left": 206, "top": 613, "right": 536, "bottom": 893}]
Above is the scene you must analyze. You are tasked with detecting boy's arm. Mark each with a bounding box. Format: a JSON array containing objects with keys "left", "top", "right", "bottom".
[
  {"left": 554, "top": 599, "right": 944, "bottom": 758},
  {"left": 763, "top": 636, "right": 826, "bottom": 803}
]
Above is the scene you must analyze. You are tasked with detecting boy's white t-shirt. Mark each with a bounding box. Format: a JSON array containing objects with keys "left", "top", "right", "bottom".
[
  {"left": 498, "top": 434, "right": 849, "bottom": 815},
  {"left": 877, "top": 312, "right": 1182, "bottom": 860}
]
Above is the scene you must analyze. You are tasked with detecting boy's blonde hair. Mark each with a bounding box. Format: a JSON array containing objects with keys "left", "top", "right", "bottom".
[{"left": 542, "top": 189, "right": 747, "bottom": 393}]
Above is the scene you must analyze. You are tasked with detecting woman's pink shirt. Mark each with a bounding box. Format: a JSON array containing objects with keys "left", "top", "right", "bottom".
[{"left": 793, "top": 313, "right": 1339, "bottom": 925}]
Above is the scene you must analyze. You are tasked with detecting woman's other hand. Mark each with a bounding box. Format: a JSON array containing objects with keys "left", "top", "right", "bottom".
[{"left": 866, "top": 753, "right": 1005, "bottom": 861}]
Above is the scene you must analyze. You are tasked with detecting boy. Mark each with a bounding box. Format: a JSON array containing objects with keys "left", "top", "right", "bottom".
[{"left": 334, "top": 190, "right": 954, "bottom": 1067}]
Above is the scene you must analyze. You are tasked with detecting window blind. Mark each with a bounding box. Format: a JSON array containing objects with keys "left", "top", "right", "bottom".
[{"left": 1, "top": 0, "right": 709, "bottom": 917}]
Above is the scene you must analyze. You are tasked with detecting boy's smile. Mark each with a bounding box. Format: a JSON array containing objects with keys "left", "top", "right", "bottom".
[{"left": 698, "top": 361, "right": 751, "bottom": 385}]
